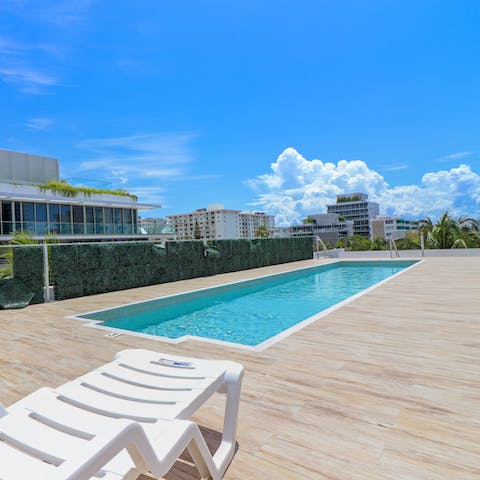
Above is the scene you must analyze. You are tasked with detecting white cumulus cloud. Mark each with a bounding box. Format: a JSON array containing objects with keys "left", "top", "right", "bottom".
[{"left": 247, "top": 148, "right": 480, "bottom": 225}]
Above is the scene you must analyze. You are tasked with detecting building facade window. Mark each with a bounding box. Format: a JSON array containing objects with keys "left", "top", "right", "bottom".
[{"left": 0, "top": 200, "right": 138, "bottom": 237}]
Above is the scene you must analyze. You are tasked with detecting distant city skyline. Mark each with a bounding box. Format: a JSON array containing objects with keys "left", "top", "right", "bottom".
[{"left": 1, "top": 1, "right": 480, "bottom": 225}]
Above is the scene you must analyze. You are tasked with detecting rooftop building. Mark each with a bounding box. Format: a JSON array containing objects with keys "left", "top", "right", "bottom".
[
  {"left": 290, "top": 213, "right": 354, "bottom": 244},
  {"left": 0, "top": 149, "right": 155, "bottom": 241},
  {"left": 167, "top": 204, "right": 275, "bottom": 240},
  {"left": 370, "top": 216, "right": 419, "bottom": 241},
  {"left": 327, "top": 192, "right": 379, "bottom": 237}
]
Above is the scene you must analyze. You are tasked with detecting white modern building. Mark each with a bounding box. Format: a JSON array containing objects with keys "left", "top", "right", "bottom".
[
  {"left": 239, "top": 211, "right": 275, "bottom": 238},
  {"left": 326, "top": 193, "right": 379, "bottom": 238},
  {"left": 370, "top": 216, "right": 419, "bottom": 241},
  {"left": 167, "top": 204, "right": 275, "bottom": 240},
  {"left": 0, "top": 149, "right": 155, "bottom": 241},
  {"left": 290, "top": 213, "right": 354, "bottom": 244}
]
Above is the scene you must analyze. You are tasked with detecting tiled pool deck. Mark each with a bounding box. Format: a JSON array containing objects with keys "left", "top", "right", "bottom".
[{"left": 1, "top": 257, "right": 480, "bottom": 479}]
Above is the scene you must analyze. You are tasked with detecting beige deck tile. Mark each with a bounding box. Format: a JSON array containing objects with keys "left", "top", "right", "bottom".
[{"left": 1, "top": 257, "right": 480, "bottom": 479}]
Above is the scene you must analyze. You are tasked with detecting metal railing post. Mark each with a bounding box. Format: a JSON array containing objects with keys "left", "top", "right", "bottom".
[{"left": 43, "top": 242, "right": 50, "bottom": 303}]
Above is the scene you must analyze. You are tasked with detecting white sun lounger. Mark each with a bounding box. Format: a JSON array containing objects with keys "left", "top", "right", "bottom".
[
  {"left": 0, "top": 387, "right": 221, "bottom": 480},
  {"left": 55, "top": 349, "right": 243, "bottom": 478}
]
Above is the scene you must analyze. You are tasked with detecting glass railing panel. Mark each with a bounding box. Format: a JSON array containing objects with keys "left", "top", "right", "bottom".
[
  {"left": 2, "top": 222, "right": 13, "bottom": 234},
  {"left": 35, "top": 222, "right": 48, "bottom": 234},
  {"left": 72, "top": 223, "right": 85, "bottom": 234},
  {"left": 60, "top": 223, "right": 73, "bottom": 235},
  {"left": 22, "top": 222, "right": 36, "bottom": 233},
  {"left": 48, "top": 224, "right": 60, "bottom": 235},
  {"left": 104, "top": 224, "right": 114, "bottom": 234}
]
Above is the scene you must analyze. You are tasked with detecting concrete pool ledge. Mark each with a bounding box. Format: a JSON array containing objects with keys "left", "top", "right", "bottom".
[{"left": 1, "top": 256, "right": 480, "bottom": 479}]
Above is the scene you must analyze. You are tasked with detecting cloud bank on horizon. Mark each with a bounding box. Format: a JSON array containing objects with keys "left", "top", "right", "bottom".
[{"left": 247, "top": 148, "right": 480, "bottom": 226}]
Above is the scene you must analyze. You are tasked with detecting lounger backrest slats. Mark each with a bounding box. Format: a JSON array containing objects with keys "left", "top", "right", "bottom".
[{"left": 0, "top": 440, "right": 56, "bottom": 479}]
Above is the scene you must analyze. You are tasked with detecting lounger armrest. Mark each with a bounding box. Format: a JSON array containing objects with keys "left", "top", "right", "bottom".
[{"left": 219, "top": 361, "right": 244, "bottom": 393}]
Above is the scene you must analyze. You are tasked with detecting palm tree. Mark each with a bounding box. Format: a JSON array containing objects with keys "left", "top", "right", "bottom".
[
  {"left": 255, "top": 225, "right": 271, "bottom": 238},
  {"left": 418, "top": 212, "right": 479, "bottom": 249},
  {"left": 193, "top": 221, "right": 202, "bottom": 240},
  {"left": 0, "top": 231, "right": 37, "bottom": 278},
  {"left": 417, "top": 216, "right": 435, "bottom": 237},
  {"left": 457, "top": 216, "right": 480, "bottom": 247}
]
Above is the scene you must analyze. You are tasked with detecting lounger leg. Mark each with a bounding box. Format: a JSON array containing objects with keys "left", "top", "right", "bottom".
[
  {"left": 187, "top": 425, "right": 221, "bottom": 480},
  {"left": 125, "top": 442, "right": 150, "bottom": 475},
  {"left": 213, "top": 366, "right": 243, "bottom": 477},
  {"left": 0, "top": 403, "right": 6, "bottom": 419}
]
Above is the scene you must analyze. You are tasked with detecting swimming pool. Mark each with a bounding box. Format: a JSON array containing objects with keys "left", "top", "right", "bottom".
[{"left": 76, "top": 260, "right": 417, "bottom": 350}]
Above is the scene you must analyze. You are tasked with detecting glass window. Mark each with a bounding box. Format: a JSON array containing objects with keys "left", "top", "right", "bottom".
[
  {"left": 1, "top": 202, "right": 12, "bottom": 222},
  {"left": 95, "top": 207, "right": 104, "bottom": 234},
  {"left": 35, "top": 203, "right": 47, "bottom": 234},
  {"left": 104, "top": 208, "right": 113, "bottom": 234},
  {"left": 48, "top": 204, "right": 60, "bottom": 234},
  {"left": 1, "top": 201, "right": 13, "bottom": 234},
  {"left": 85, "top": 206, "right": 94, "bottom": 223},
  {"left": 85, "top": 206, "right": 94, "bottom": 234},
  {"left": 122, "top": 209, "right": 133, "bottom": 234},
  {"left": 60, "top": 205, "right": 72, "bottom": 234},
  {"left": 35, "top": 203, "right": 47, "bottom": 222},
  {"left": 22, "top": 202, "right": 35, "bottom": 233},
  {"left": 72, "top": 205, "right": 84, "bottom": 223},
  {"left": 132, "top": 210, "right": 137, "bottom": 229},
  {"left": 94, "top": 207, "right": 103, "bottom": 224},
  {"left": 60, "top": 204, "right": 71, "bottom": 222},
  {"left": 122, "top": 209, "right": 130, "bottom": 224},
  {"left": 113, "top": 208, "right": 122, "bottom": 234},
  {"left": 104, "top": 208, "right": 112, "bottom": 223},
  {"left": 14, "top": 203, "right": 21, "bottom": 231},
  {"left": 113, "top": 208, "right": 122, "bottom": 224},
  {"left": 72, "top": 205, "right": 84, "bottom": 234},
  {"left": 22, "top": 202, "right": 34, "bottom": 222}
]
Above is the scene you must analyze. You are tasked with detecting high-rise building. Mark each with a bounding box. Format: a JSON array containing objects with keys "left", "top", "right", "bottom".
[
  {"left": 239, "top": 211, "right": 275, "bottom": 239},
  {"left": 167, "top": 204, "right": 275, "bottom": 240},
  {"left": 326, "top": 193, "right": 379, "bottom": 237}
]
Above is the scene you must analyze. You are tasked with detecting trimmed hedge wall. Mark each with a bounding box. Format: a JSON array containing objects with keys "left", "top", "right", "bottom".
[
  {"left": 13, "top": 245, "right": 44, "bottom": 304},
  {"left": 48, "top": 238, "right": 313, "bottom": 300}
]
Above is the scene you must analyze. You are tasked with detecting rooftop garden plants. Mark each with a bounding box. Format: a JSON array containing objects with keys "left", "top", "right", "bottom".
[
  {"left": 38, "top": 180, "right": 137, "bottom": 200},
  {"left": 336, "top": 195, "right": 361, "bottom": 203}
]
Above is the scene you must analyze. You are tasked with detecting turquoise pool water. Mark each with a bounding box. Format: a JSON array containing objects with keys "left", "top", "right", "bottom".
[{"left": 80, "top": 261, "right": 416, "bottom": 347}]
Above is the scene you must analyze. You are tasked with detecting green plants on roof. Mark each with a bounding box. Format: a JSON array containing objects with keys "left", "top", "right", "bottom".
[
  {"left": 39, "top": 180, "right": 138, "bottom": 200},
  {"left": 336, "top": 195, "right": 361, "bottom": 203}
]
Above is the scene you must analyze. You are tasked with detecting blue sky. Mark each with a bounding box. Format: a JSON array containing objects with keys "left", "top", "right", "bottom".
[{"left": 1, "top": 0, "right": 480, "bottom": 224}]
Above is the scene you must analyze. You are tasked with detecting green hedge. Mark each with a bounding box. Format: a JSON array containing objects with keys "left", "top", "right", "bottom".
[
  {"left": 13, "top": 245, "right": 44, "bottom": 304},
  {"left": 15, "top": 237, "right": 313, "bottom": 301}
]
